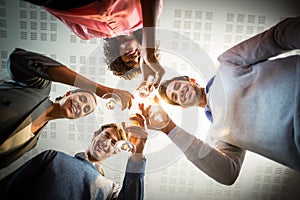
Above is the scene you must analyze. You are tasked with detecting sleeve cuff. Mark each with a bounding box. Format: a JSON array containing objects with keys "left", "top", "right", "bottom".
[
  {"left": 167, "top": 126, "right": 180, "bottom": 139},
  {"left": 126, "top": 157, "right": 146, "bottom": 175}
]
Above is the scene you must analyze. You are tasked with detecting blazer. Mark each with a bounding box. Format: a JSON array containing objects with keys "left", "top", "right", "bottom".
[{"left": 0, "top": 48, "right": 63, "bottom": 168}]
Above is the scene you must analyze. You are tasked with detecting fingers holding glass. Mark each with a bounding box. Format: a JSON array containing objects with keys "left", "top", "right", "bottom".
[
  {"left": 101, "top": 91, "right": 133, "bottom": 110},
  {"left": 138, "top": 103, "right": 170, "bottom": 130},
  {"left": 148, "top": 105, "right": 170, "bottom": 129},
  {"left": 124, "top": 125, "right": 148, "bottom": 154},
  {"left": 101, "top": 93, "right": 122, "bottom": 110}
]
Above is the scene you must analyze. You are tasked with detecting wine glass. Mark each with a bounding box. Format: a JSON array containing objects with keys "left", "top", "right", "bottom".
[
  {"left": 149, "top": 104, "right": 170, "bottom": 129},
  {"left": 113, "top": 118, "right": 139, "bottom": 153},
  {"left": 138, "top": 82, "right": 154, "bottom": 98},
  {"left": 114, "top": 140, "right": 135, "bottom": 153},
  {"left": 101, "top": 93, "right": 122, "bottom": 110}
]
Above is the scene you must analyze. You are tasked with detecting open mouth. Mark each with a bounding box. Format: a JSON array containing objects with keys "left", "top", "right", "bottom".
[
  {"left": 96, "top": 143, "right": 108, "bottom": 153},
  {"left": 185, "top": 87, "right": 191, "bottom": 100},
  {"left": 70, "top": 103, "right": 81, "bottom": 116},
  {"left": 181, "top": 86, "right": 189, "bottom": 103}
]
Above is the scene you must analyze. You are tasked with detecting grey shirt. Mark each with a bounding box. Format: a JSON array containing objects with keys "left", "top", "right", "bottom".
[
  {"left": 0, "top": 48, "right": 61, "bottom": 168},
  {"left": 169, "top": 16, "right": 300, "bottom": 185}
]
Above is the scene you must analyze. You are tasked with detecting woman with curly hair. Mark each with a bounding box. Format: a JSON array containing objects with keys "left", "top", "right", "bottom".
[
  {"left": 103, "top": 28, "right": 161, "bottom": 81},
  {"left": 23, "top": 0, "right": 165, "bottom": 86}
]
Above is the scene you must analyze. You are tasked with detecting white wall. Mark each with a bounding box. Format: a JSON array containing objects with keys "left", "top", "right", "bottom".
[{"left": 0, "top": 0, "right": 299, "bottom": 199}]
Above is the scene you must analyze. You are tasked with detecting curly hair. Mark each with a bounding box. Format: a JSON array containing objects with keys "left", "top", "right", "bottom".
[
  {"left": 106, "top": 56, "right": 142, "bottom": 80},
  {"left": 94, "top": 123, "right": 127, "bottom": 141},
  {"left": 158, "top": 76, "right": 190, "bottom": 106},
  {"left": 103, "top": 28, "right": 160, "bottom": 80}
]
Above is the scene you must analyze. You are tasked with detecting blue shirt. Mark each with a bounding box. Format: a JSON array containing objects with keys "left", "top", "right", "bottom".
[
  {"left": 204, "top": 76, "right": 215, "bottom": 123},
  {"left": 0, "top": 149, "right": 145, "bottom": 200}
]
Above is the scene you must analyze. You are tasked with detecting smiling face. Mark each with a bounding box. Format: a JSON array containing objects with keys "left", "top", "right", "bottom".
[
  {"left": 119, "top": 38, "right": 141, "bottom": 68},
  {"left": 88, "top": 127, "right": 120, "bottom": 162},
  {"left": 166, "top": 80, "right": 200, "bottom": 107},
  {"left": 58, "top": 91, "right": 97, "bottom": 119}
]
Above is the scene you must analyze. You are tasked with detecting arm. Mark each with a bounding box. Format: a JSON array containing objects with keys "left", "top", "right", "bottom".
[
  {"left": 113, "top": 116, "right": 148, "bottom": 199},
  {"left": 139, "top": 104, "right": 245, "bottom": 185},
  {"left": 8, "top": 48, "right": 133, "bottom": 109},
  {"left": 140, "top": 0, "right": 165, "bottom": 87},
  {"left": 115, "top": 158, "right": 146, "bottom": 200},
  {"left": 140, "top": 0, "right": 160, "bottom": 46},
  {"left": 164, "top": 126, "right": 245, "bottom": 185},
  {"left": 218, "top": 16, "right": 300, "bottom": 67},
  {"left": 46, "top": 65, "right": 133, "bottom": 110}
]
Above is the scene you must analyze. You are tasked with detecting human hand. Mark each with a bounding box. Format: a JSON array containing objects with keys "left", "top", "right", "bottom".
[
  {"left": 137, "top": 96, "right": 170, "bottom": 130},
  {"left": 128, "top": 113, "right": 146, "bottom": 129},
  {"left": 138, "top": 101, "right": 176, "bottom": 136},
  {"left": 136, "top": 80, "right": 155, "bottom": 98},
  {"left": 140, "top": 48, "right": 165, "bottom": 88},
  {"left": 104, "top": 89, "right": 134, "bottom": 110},
  {"left": 122, "top": 117, "right": 148, "bottom": 156},
  {"left": 138, "top": 103, "right": 164, "bottom": 131}
]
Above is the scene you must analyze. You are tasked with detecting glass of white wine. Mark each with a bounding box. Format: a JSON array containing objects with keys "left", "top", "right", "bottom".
[
  {"left": 148, "top": 104, "right": 170, "bottom": 129},
  {"left": 138, "top": 78, "right": 156, "bottom": 99},
  {"left": 101, "top": 93, "right": 122, "bottom": 110},
  {"left": 114, "top": 140, "right": 135, "bottom": 153},
  {"left": 114, "top": 115, "right": 140, "bottom": 153}
]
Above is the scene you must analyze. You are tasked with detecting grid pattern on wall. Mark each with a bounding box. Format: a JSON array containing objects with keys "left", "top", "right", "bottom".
[
  {"left": 0, "top": 0, "right": 7, "bottom": 40},
  {"left": 0, "top": 0, "right": 7, "bottom": 70},
  {"left": 171, "top": 9, "right": 213, "bottom": 53},
  {"left": 0, "top": 0, "right": 300, "bottom": 199},
  {"left": 250, "top": 166, "right": 291, "bottom": 199},
  {"left": 223, "top": 13, "right": 267, "bottom": 50},
  {"left": 18, "top": 1, "right": 58, "bottom": 42}
]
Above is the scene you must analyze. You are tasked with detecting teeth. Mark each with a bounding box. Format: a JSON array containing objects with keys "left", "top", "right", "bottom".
[
  {"left": 72, "top": 104, "right": 77, "bottom": 114},
  {"left": 97, "top": 144, "right": 106, "bottom": 152},
  {"left": 72, "top": 104, "right": 80, "bottom": 115},
  {"left": 185, "top": 87, "right": 190, "bottom": 99}
]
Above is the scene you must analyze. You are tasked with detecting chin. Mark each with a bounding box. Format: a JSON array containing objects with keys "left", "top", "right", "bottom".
[
  {"left": 66, "top": 112, "right": 77, "bottom": 119},
  {"left": 64, "top": 110, "right": 73, "bottom": 119}
]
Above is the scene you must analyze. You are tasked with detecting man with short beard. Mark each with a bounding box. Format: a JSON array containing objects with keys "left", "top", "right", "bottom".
[
  {"left": 0, "top": 122, "right": 148, "bottom": 200},
  {"left": 144, "top": 16, "right": 300, "bottom": 185}
]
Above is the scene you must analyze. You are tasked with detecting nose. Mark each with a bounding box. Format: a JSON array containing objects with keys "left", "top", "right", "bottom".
[
  {"left": 102, "top": 138, "right": 109, "bottom": 147},
  {"left": 129, "top": 54, "right": 137, "bottom": 60},
  {"left": 102, "top": 138, "right": 113, "bottom": 148},
  {"left": 78, "top": 101, "right": 91, "bottom": 114},
  {"left": 177, "top": 87, "right": 186, "bottom": 103},
  {"left": 176, "top": 87, "right": 184, "bottom": 98},
  {"left": 180, "top": 89, "right": 184, "bottom": 97}
]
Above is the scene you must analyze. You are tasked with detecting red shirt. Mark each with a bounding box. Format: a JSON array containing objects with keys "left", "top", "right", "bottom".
[{"left": 43, "top": 0, "right": 163, "bottom": 40}]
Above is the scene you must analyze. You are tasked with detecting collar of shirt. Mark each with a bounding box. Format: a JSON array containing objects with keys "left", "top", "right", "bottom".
[
  {"left": 75, "top": 152, "right": 105, "bottom": 176},
  {"left": 204, "top": 75, "right": 215, "bottom": 123}
]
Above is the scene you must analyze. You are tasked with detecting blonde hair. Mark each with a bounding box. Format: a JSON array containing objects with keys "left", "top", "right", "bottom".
[{"left": 94, "top": 123, "right": 127, "bottom": 141}]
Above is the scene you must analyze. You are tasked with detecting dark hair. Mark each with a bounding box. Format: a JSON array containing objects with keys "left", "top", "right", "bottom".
[
  {"left": 106, "top": 56, "right": 142, "bottom": 80},
  {"left": 55, "top": 89, "right": 97, "bottom": 105},
  {"left": 158, "top": 76, "right": 190, "bottom": 105},
  {"left": 103, "top": 28, "right": 160, "bottom": 80},
  {"left": 94, "top": 123, "right": 127, "bottom": 141}
]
